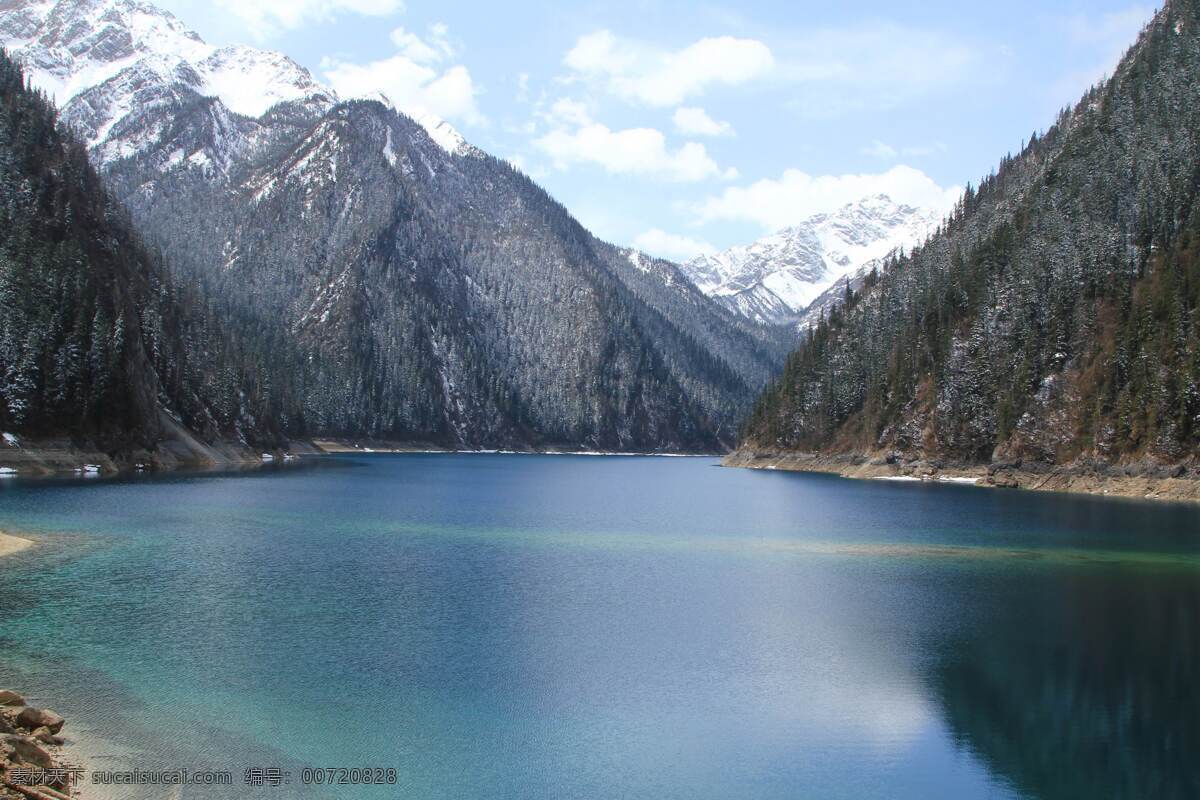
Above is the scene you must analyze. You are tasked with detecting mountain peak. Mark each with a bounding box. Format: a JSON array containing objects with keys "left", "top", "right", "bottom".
[
  {"left": 1, "top": 0, "right": 331, "bottom": 149},
  {"left": 0, "top": 0, "right": 481, "bottom": 158},
  {"left": 2, "top": 0, "right": 207, "bottom": 100},
  {"left": 410, "top": 110, "right": 481, "bottom": 157},
  {"left": 680, "top": 195, "right": 940, "bottom": 326}
]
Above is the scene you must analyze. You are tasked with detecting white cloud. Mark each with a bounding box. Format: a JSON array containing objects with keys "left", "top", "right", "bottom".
[
  {"left": 558, "top": 23, "right": 990, "bottom": 120},
  {"left": 534, "top": 123, "right": 735, "bottom": 182},
  {"left": 563, "top": 30, "right": 773, "bottom": 106},
  {"left": 902, "top": 142, "right": 947, "bottom": 157},
  {"left": 861, "top": 140, "right": 897, "bottom": 159},
  {"left": 321, "top": 24, "right": 483, "bottom": 125},
  {"left": 673, "top": 107, "right": 734, "bottom": 137},
  {"left": 694, "top": 164, "right": 960, "bottom": 231},
  {"left": 214, "top": 0, "right": 404, "bottom": 39},
  {"left": 544, "top": 98, "right": 592, "bottom": 127},
  {"left": 634, "top": 229, "right": 716, "bottom": 262},
  {"left": 389, "top": 25, "right": 455, "bottom": 65},
  {"left": 862, "top": 140, "right": 946, "bottom": 159}
]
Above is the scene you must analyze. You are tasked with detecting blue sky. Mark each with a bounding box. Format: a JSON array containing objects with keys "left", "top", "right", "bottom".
[{"left": 159, "top": 0, "right": 1157, "bottom": 259}]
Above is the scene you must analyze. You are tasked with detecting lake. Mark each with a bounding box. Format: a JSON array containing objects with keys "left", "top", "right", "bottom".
[{"left": 0, "top": 454, "right": 1197, "bottom": 799}]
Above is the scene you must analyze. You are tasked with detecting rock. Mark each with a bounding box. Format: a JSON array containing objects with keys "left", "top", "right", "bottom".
[
  {"left": 16, "top": 706, "right": 65, "bottom": 735},
  {"left": 991, "top": 473, "right": 1020, "bottom": 489},
  {"left": 0, "top": 733, "right": 56, "bottom": 768},
  {"left": 31, "top": 725, "right": 64, "bottom": 745},
  {"left": 0, "top": 688, "right": 25, "bottom": 705}
]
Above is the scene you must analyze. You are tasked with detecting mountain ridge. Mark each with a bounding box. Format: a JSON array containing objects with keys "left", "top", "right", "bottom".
[
  {"left": 0, "top": 0, "right": 478, "bottom": 160},
  {"left": 1, "top": 0, "right": 796, "bottom": 454},
  {"left": 681, "top": 194, "right": 941, "bottom": 326}
]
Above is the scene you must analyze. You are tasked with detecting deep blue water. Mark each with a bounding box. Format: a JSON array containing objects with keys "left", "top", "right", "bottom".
[{"left": 0, "top": 454, "right": 1198, "bottom": 799}]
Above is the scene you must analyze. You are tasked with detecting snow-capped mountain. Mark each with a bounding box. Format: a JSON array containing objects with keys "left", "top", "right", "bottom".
[
  {"left": 682, "top": 195, "right": 941, "bottom": 326},
  {"left": 0, "top": 0, "right": 794, "bottom": 452},
  {"left": 0, "top": 0, "right": 330, "bottom": 147},
  {"left": 0, "top": 0, "right": 473, "bottom": 161}
]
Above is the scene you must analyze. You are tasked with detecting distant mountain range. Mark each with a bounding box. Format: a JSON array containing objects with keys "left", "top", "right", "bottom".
[
  {"left": 681, "top": 195, "right": 940, "bottom": 326},
  {"left": 0, "top": 0, "right": 794, "bottom": 456}
]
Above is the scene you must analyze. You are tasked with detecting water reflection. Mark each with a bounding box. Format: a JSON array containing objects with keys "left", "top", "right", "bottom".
[{"left": 932, "top": 570, "right": 1200, "bottom": 799}]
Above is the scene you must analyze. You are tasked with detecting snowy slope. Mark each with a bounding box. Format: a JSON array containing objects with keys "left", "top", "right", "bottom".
[
  {"left": 0, "top": 0, "right": 474, "bottom": 159},
  {"left": 412, "top": 110, "right": 482, "bottom": 157},
  {"left": 0, "top": 0, "right": 328, "bottom": 136},
  {"left": 681, "top": 195, "right": 941, "bottom": 325}
]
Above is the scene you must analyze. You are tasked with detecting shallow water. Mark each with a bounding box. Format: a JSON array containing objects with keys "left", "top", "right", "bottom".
[{"left": 0, "top": 454, "right": 1197, "bottom": 799}]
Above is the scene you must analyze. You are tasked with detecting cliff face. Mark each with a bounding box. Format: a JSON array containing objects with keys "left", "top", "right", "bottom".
[{"left": 735, "top": 1, "right": 1200, "bottom": 482}]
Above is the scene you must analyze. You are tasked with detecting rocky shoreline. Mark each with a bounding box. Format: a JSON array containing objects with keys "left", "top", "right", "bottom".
[
  {"left": 0, "top": 432, "right": 324, "bottom": 479},
  {"left": 0, "top": 690, "right": 76, "bottom": 800},
  {"left": 723, "top": 449, "right": 1200, "bottom": 503},
  {"left": 311, "top": 439, "right": 724, "bottom": 456},
  {"left": 1, "top": 435, "right": 724, "bottom": 477}
]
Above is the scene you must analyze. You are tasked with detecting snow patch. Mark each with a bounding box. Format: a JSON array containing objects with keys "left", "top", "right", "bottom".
[
  {"left": 873, "top": 474, "right": 978, "bottom": 485},
  {"left": 382, "top": 127, "right": 398, "bottom": 167},
  {"left": 626, "top": 249, "right": 652, "bottom": 273},
  {"left": 199, "top": 45, "right": 325, "bottom": 118},
  {"left": 412, "top": 111, "right": 472, "bottom": 156}
]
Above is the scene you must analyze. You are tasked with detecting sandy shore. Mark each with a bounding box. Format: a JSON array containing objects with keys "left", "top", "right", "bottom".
[
  {"left": 0, "top": 531, "right": 33, "bottom": 558},
  {"left": 724, "top": 450, "right": 1200, "bottom": 504}
]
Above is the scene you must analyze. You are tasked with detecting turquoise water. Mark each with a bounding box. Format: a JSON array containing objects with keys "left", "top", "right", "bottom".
[{"left": 0, "top": 454, "right": 1198, "bottom": 799}]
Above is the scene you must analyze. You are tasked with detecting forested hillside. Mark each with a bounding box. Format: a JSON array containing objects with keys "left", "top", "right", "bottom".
[
  {"left": 105, "top": 102, "right": 789, "bottom": 451},
  {"left": 0, "top": 0, "right": 792, "bottom": 454},
  {"left": 0, "top": 50, "right": 278, "bottom": 458},
  {"left": 738, "top": 1, "right": 1200, "bottom": 474},
  {"left": 0, "top": 0, "right": 796, "bottom": 456}
]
